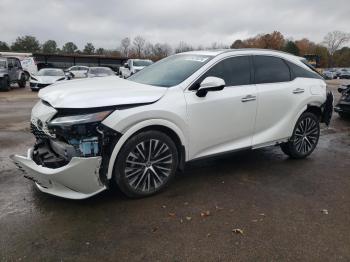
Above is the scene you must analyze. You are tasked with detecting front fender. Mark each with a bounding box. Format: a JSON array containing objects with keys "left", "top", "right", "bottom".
[{"left": 106, "top": 119, "right": 188, "bottom": 180}]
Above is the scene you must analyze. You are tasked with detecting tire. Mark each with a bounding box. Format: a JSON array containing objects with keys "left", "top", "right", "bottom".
[
  {"left": 24, "top": 71, "right": 30, "bottom": 81},
  {"left": 18, "top": 74, "right": 26, "bottom": 88},
  {"left": 338, "top": 112, "right": 349, "bottom": 119},
  {"left": 114, "top": 130, "right": 178, "bottom": 198},
  {"left": 0, "top": 76, "right": 10, "bottom": 91},
  {"left": 280, "top": 112, "right": 320, "bottom": 159}
]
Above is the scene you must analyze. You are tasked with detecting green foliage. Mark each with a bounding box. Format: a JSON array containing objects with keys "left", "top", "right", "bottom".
[
  {"left": 11, "top": 35, "right": 41, "bottom": 52},
  {"left": 0, "top": 41, "right": 10, "bottom": 51},
  {"left": 83, "top": 43, "right": 95, "bottom": 54},
  {"left": 61, "top": 42, "right": 78, "bottom": 54},
  {"left": 42, "top": 40, "right": 58, "bottom": 54},
  {"left": 283, "top": 41, "right": 299, "bottom": 56},
  {"left": 95, "top": 48, "right": 105, "bottom": 55}
]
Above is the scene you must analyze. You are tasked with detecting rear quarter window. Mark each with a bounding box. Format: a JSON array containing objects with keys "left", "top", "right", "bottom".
[
  {"left": 286, "top": 60, "right": 323, "bottom": 80},
  {"left": 253, "top": 56, "right": 291, "bottom": 84}
]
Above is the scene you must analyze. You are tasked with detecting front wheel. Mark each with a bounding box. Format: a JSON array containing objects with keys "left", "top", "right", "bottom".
[
  {"left": 114, "top": 130, "right": 178, "bottom": 198},
  {"left": 281, "top": 112, "right": 320, "bottom": 159}
]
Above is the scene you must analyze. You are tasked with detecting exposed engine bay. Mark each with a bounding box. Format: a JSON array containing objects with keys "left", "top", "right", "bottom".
[{"left": 30, "top": 102, "right": 120, "bottom": 183}]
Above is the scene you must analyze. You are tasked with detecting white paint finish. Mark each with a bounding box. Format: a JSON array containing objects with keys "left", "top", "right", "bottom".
[
  {"left": 13, "top": 49, "right": 329, "bottom": 199},
  {"left": 184, "top": 84, "right": 257, "bottom": 159},
  {"left": 30, "top": 75, "right": 64, "bottom": 84},
  {"left": 11, "top": 149, "right": 105, "bottom": 199},
  {"left": 39, "top": 76, "right": 167, "bottom": 108}
]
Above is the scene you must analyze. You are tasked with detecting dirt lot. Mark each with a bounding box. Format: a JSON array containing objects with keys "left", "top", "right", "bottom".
[{"left": 0, "top": 82, "right": 350, "bottom": 261}]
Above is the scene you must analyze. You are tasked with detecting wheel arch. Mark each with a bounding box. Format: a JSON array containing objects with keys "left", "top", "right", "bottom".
[
  {"left": 305, "top": 104, "right": 322, "bottom": 119},
  {"left": 289, "top": 103, "right": 322, "bottom": 137},
  {"left": 106, "top": 119, "right": 187, "bottom": 180}
]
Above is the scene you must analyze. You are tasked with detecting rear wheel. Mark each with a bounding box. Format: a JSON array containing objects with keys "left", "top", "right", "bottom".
[
  {"left": 18, "top": 74, "right": 26, "bottom": 88},
  {"left": 0, "top": 76, "right": 10, "bottom": 91},
  {"left": 114, "top": 130, "right": 178, "bottom": 198},
  {"left": 281, "top": 112, "right": 320, "bottom": 159}
]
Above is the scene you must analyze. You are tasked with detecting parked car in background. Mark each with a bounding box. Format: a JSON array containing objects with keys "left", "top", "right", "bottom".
[
  {"left": 11, "top": 49, "right": 333, "bottom": 200},
  {"left": 119, "top": 59, "right": 153, "bottom": 78},
  {"left": 334, "top": 84, "right": 350, "bottom": 118},
  {"left": 0, "top": 52, "right": 38, "bottom": 80},
  {"left": 323, "top": 69, "right": 336, "bottom": 80},
  {"left": 87, "top": 67, "right": 116, "bottom": 78},
  {"left": 65, "top": 66, "right": 89, "bottom": 78},
  {"left": 30, "top": 68, "right": 67, "bottom": 91},
  {"left": 339, "top": 69, "right": 350, "bottom": 79},
  {"left": 0, "top": 57, "right": 26, "bottom": 91}
]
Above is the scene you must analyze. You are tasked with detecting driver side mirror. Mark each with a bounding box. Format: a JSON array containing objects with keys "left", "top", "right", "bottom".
[
  {"left": 125, "top": 64, "right": 130, "bottom": 69},
  {"left": 196, "top": 77, "right": 225, "bottom": 97}
]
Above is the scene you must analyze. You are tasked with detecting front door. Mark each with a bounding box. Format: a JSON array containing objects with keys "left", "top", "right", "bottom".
[{"left": 184, "top": 56, "right": 258, "bottom": 160}]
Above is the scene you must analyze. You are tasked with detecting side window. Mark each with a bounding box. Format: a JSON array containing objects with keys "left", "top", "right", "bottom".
[
  {"left": 204, "top": 56, "right": 251, "bottom": 87},
  {"left": 285, "top": 60, "right": 323, "bottom": 80},
  {"left": 254, "top": 56, "right": 291, "bottom": 84},
  {"left": 7, "top": 58, "right": 13, "bottom": 67},
  {"left": 15, "top": 59, "right": 21, "bottom": 68}
]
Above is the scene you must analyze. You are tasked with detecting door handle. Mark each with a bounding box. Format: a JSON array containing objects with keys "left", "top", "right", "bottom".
[
  {"left": 293, "top": 88, "right": 305, "bottom": 94},
  {"left": 241, "top": 95, "right": 256, "bottom": 102}
]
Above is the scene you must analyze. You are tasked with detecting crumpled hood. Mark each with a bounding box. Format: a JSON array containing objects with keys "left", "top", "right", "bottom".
[{"left": 38, "top": 76, "right": 167, "bottom": 109}]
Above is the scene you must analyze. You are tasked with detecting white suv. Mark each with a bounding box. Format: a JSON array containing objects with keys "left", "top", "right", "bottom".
[{"left": 11, "top": 49, "right": 333, "bottom": 199}]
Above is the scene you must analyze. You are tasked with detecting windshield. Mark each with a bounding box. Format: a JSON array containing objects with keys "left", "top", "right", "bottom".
[
  {"left": 133, "top": 60, "right": 153, "bottom": 67},
  {"left": 37, "top": 69, "right": 64, "bottom": 76},
  {"left": 0, "top": 60, "right": 6, "bottom": 68},
  {"left": 89, "top": 67, "right": 114, "bottom": 75},
  {"left": 128, "top": 54, "right": 212, "bottom": 87}
]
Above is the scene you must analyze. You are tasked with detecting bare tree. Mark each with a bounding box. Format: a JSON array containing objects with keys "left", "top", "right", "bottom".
[
  {"left": 175, "top": 41, "right": 193, "bottom": 53},
  {"left": 323, "top": 31, "right": 350, "bottom": 56},
  {"left": 133, "top": 36, "right": 146, "bottom": 58},
  {"left": 153, "top": 43, "right": 172, "bottom": 58},
  {"left": 143, "top": 42, "right": 155, "bottom": 57},
  {"left": 120, "top": 37, "right": 131, "bottom": 57}
]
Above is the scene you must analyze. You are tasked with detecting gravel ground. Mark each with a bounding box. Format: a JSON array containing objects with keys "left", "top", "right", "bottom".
[{"left": 0, "top": 81, "right": 349, "bottom": 261}]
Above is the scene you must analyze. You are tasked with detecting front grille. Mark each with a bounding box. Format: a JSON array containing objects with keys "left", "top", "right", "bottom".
[
  {"left": 30, "top": 123, "right": 51, "bottom": 140},
  {"left": 37, "top": 83, "right": 50, "bottom": 88}
]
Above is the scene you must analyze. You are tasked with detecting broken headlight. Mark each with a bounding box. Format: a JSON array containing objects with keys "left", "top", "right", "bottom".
[{"left": 49, "top": 110, "right": 112, "bottom": 127}]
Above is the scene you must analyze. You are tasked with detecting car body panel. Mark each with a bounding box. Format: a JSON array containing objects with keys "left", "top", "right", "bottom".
[
  {"left": 39, "top": 76, "right": 168, "bottom": 108},
  {"left": 10, "top": 149, "right": 105, "bottom": 199},
  {"left": 252, "top": 78, "right": 326, "bottom": 145},
  {"left": 184, "top": 84, "right": 258, "bottom": 159}
]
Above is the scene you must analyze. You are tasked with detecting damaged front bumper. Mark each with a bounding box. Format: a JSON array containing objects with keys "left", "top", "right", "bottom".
[{"left": 10, "top": 148, "right": 106, "bottom": 199}]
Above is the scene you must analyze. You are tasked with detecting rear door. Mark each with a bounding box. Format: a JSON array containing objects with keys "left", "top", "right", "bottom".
[{"left": 252, "top": 55, "right": 309, "bottom": 146}]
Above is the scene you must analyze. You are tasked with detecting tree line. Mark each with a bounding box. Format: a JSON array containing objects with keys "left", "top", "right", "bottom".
[{"left": 0, "top": 31, "right": 349, "bottom": 67}]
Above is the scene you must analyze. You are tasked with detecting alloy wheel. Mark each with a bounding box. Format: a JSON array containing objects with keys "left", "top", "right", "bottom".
[
  {"left": 293, "top": 116, "right": 319, "bottom": 154},
  {"left": 124, "top": 139, "right": 173, "bottom": 192}
]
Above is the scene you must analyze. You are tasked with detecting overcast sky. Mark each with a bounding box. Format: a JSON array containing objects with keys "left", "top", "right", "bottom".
[{"left": 0, "top": 0, "right": 349, "bottom": 49}]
